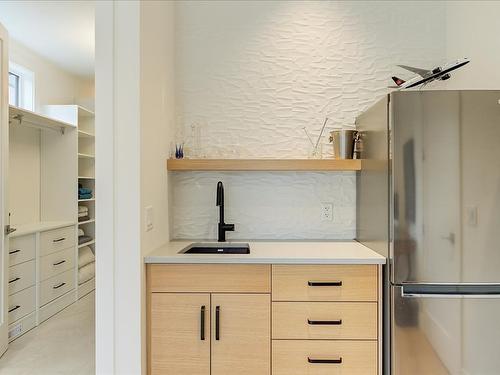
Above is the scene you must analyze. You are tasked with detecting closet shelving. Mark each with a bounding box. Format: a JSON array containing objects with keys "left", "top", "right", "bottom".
[{"left": 9, "top": 105, "right": 75, "bottom": 133}]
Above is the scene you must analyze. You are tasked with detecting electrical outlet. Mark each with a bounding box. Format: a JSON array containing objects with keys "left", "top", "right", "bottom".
[
  {"left": 9, "top": 323, "right": 22, "bottom": 339},
  {"left": 145, "top": 206, "right": 154, "bottom": 232},
  {"left": 321, "top": 203, "right": 333, "bottom": 221}
]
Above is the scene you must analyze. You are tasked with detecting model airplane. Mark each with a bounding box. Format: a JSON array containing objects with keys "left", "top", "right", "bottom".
[{"left": 391, "top": 58, "right": 470, "bottom": 89}]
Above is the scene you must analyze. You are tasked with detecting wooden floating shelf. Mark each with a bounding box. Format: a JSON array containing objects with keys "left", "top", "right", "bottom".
[{"left": 166, "top": 159, "right": 362, "bottom": 172}]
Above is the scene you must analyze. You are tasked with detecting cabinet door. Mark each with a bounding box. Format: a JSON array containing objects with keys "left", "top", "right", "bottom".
[
  {"left": 150, "top": 293, "right": 210, "bottom": 375},
  {"left": 212, "top": 294, "right": 270, "bottom": 375}
]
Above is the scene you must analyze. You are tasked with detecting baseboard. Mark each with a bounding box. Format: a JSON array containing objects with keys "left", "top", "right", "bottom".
[
  {"left": 78, "top": 277, "right": 95, "bottom": 299},
  {"left": 38, "top": 289, "right": 76, "bottom": 323},
  {"left": 8, "top": 312, "right": 37, "bottom": 342}
]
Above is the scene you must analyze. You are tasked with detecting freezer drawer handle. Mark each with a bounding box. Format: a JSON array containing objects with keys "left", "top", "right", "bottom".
[
  {"left": 8, "top": 277, "right": 21, "bottom": 284},
  {"left": 308, "top": 281, "right": 342, "bottom": 287},
  {"left": 308, "top": 357, "right": 342, "bottom": 364},
  {"left": 215, "top": 306, "right": 220, "bottom": 340},
  {"left": 53, "top": 282, "right": 66, "bottom": 289},
  {"left": 402, "top": 283, "right": 500, "bottom": 298},
  {"left": 9, "top": 249, "right": 21, "bottom": 255},
  {"left": 200, "top": 305, "right": 206, "bottom": 341},
  {"left": 8, "top": 305, "right": 21, "bottom": 313},
  {"left": 308, "top": 319, "right": 342, "bottom": 325},
  {"left": 52, "top": 237, "right": 66, "bottom": 243}
]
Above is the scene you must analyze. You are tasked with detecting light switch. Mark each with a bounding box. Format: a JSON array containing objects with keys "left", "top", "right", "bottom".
[{"left": 145, "top": 206, "right": 154, "bottom": 232}]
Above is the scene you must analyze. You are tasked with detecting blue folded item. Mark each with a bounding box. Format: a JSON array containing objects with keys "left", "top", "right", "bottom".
[
  {"left": 79, "top": 193, "right": 93, "bottom": 200},
  {"left": 79, "top": 187, "right": 92, "bottom": 195}
]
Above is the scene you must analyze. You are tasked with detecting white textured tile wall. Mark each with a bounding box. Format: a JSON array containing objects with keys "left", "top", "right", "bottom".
[
  {"left": 171, "top": 1, "right": 446, "bottom": 239},
  {"left": 171, "top": 172, "right": 356, "bottom": 240}
]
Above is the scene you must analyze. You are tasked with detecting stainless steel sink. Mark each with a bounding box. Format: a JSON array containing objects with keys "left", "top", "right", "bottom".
[{"left": 180, "top": 242, "right": 250, "bottom": 254}]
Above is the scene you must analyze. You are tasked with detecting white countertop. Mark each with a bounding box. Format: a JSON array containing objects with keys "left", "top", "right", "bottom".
[
  {"left": 11, "top": 221, "right": 76, "bottom": 238},
  {"left": 144, "top": 240, "right": 386, "bottom": 265}
]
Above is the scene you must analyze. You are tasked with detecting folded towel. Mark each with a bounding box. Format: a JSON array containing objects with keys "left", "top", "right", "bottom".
[
  {"left": 78, "top": 206, "right": 89, "bottom": 214},
  {"left": 78, "top": 235, "right": 93, "bottom": 245},
  {"left": 78, "top": 262, "right": 95, "bottom": 285},
  {"left": 79, "top": 246, "right": 95, "bottom": 268},
  {"left": 79, "top": 187, "right": 92, "bottom": 195},
  {"left": 78, "top": 215, "right": 90, "bottom": 222},
  {"left": 78, "top": 228, "right": 85, "bottom": 237},
  {"left": 79, "top": 193, "right": 93, "bottom": 200}
]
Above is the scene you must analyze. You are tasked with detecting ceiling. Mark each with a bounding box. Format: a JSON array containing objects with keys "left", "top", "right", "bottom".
[{"left": 0, "top": 1, "right": 94, "bottom": 78}]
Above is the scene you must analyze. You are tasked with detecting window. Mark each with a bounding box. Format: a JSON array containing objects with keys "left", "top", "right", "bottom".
[
  {"left": 8, "top": 72, "right": 20, "bottom": 107},
  {"left": 9, "top": 62, "right": 34, "bottom": 111}
]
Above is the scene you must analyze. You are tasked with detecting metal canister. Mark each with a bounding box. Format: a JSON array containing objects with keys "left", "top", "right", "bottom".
[{"left": 329, "top": 130, "right": 357, "bottom": 159}]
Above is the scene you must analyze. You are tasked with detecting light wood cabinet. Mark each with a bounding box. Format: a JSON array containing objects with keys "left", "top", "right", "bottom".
[
  {"left": 211, "top": 294, "right": 270, "bottom": 375},
  {"left": 147, "top": 263, "right": 381, "bottom": 375},
  {"left": 150, "top": 293, "right": 210, "bottom": 375}
]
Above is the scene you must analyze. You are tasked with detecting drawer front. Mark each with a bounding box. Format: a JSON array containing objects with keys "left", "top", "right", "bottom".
[
  {"left": 40, "top": 247, "right": 75, "bottom": 281},
  {"left": 8, "top": 260, "right": 36, "bottom": 296},
  {"left": 272, "top": 265, "right": 377, "bottom": 302},
  {"left": 273, "top": 340, "right": 377, "bottom": 375},
  {"left": 9, "top": 234, "right": 36, "bottom": 266},
  {"left": 148, "top": 264, "right": 271, "bottom": 293},
  {"left": 272, "top": 302, "right": 377, "bottom": 340},
  {"left": 40, "top": 269, "right": 75, "bottom": 306},
  {"left": 8, "top": 286, "right": 36, "bottom": 324},
  {"left": 40, "top": 226, "right": 75, "bottom": 256}
]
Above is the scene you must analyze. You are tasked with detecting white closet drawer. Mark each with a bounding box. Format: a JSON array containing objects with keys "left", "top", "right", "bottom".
[
  {"left": 40, "top": 247, "right": 75, "bottom": 281},
  {"left": 8, "top": 286, "right": 36, "bottom": 324},
  {"left": 8, "top": 260, "right": 36, "bottom": 296},
  {"left": 40, "top": 226, "right": 75, "bottom": 256},
  {"left": 9, "top": 234, "right": 36, "bottom": 266},
  {"left": 40, "top": 269, "right": 75, "bottom": 306}
]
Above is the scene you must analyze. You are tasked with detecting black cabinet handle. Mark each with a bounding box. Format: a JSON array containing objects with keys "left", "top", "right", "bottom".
[
  {"left": 215, "top": 306, "right": 220, "bottom": 341},
  {"left": 308, "top": 281, "right": 343, "bottom": 287},
  {"left": 53, "top": 260, "right": 66, "bottom": 266},
  {"left": 200, "top": 306, "right": 206, "bottom": 341},
  {"left": 9, "top": 305, "right": 21, "bottom": 313},
  {"left": 8, "top": 277, "right": 20, "bottom": 284},
  {"left": 53, "top": 282, "right": 66, "bottom": 289},
  {"left": 9, "top": 249, "right": 21, "bottom": 255},
  {"left": 307, "top": 319, "right": 342, "bottom": 325},
  {"left": 308, "top": 357, "right": 342, "bottom": 364},
  {"left": 53, "top": 237, "right": 66, "bottom": 243}
]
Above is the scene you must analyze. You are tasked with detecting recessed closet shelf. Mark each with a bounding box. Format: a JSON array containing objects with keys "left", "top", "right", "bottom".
[
  {"left": 78, "top": 219, "right": 95, "bottom": 225},
  {"left": 11, "top": 221, "right": 76, "bottom": 238},
  {"left": 78, "top": 198, "right": 95, "bottom": 202},
  {"left": 78, "top": 240, "right": 95, "bottom": 248},
  {"left": 78, "top": 153, "right": 95, "bottom": 159},
  {"left": 9, "top": 105, "right": 76, "bottom": 132}
]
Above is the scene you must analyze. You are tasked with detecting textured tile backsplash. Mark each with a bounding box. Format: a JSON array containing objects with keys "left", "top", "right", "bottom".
[
  {"left": 171, "top": 1, "right": 446, "bottom": 239},
  {"left": 171, "top": 172, "right": 356, "bottom": 240}
]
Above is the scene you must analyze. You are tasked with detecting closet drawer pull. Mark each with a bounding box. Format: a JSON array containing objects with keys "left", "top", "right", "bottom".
[
  {"left": 308, "top": 281, "right": 343, "bottom": 287},
  {"left": 307, "top": 319, "right": 342, "bottom": 325},
  {"left": 53, "top": 260, "right": 66, "bottom": 266},
  {"left": 53, "top": 282, "right": 66, "bottom": 289},
  {"left": 308, "top": 357, "right": 342, "bottom": 364},
  {"left": 9, "top": 305, "right": 21, "bottom": 313},
  {"left": 52, "top": 237, "right": 66, "bottom": 243},
  {"left": 8, "top": 277, "right": 21, "bottom": 284},
  {"left": 9, "top": 249, "right": 21, "bottom": 255}
]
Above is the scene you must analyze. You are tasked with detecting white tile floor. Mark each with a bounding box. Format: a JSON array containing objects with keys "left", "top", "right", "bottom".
[{"left": 0, "top": 291, "right": 95, "bottom": 375}]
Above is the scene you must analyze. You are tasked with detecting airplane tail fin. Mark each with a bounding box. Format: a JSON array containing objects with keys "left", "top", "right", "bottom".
[{"left": 392, "top": 76, "right": 406, "bottom": 87}]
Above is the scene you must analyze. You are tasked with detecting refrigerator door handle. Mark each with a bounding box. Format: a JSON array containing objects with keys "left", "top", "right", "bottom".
[{"left": 401, "top": 283, "right": 500, "bottom": 298}]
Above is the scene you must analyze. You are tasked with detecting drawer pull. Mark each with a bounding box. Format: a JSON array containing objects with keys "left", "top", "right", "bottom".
[
  {"left": 307, "top": 319, "right": 342, "bottom": 325},
  {"left": 8, "top": 305, "right": 21, "bottom": 313},
  {"left": 215, "top": 306, "right": 220, "bottom": 341},
  {"left": 200, "top": 305, "right": 206, "bottom": 341},
  {"left": 52, "top": 237, "right": 66, "bottom": 243},
  {"left": 53, "top": 260, "right": 67, "bottom": 266},
  {"left": 308, "top": 357, "right": 343, "bottom": 364},
  {"left": 308, "top": 281, "right": 343, "bottom": 287},
  {"left": 8, "top": 277, "right": 21, "bottom": 284},
  {"left": 53, "top": 282, "right": 66, "bottom": 289},
  {"left": 9, "top": 249, "right": 21, "bottom": 255}
]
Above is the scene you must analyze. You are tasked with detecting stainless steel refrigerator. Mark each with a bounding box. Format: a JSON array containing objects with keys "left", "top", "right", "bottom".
[{"left": 357, "top": 90, "right": 500, "bottom": 375}]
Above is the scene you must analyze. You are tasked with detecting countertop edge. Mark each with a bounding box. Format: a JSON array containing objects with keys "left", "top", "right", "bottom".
[{"left": 144, "top": 256, "right": 386, "bottom": 265}]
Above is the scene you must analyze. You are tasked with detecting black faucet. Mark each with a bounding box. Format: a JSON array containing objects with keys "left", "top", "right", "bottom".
[{"left": 216, "top": 181, "right": 234, "bottom": 242}]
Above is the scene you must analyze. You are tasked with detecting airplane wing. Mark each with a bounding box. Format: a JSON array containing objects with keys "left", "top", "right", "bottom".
[{"left": 397, "top": 65, "right": 430, "bottom": 77}]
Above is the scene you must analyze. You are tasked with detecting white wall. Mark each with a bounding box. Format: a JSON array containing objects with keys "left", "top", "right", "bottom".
[
  {"left": 172, "top": 0, "right": 446, "bottom": 239},
  {"left": 445, "top": 1, "right": 500, "bottom": 89}
]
